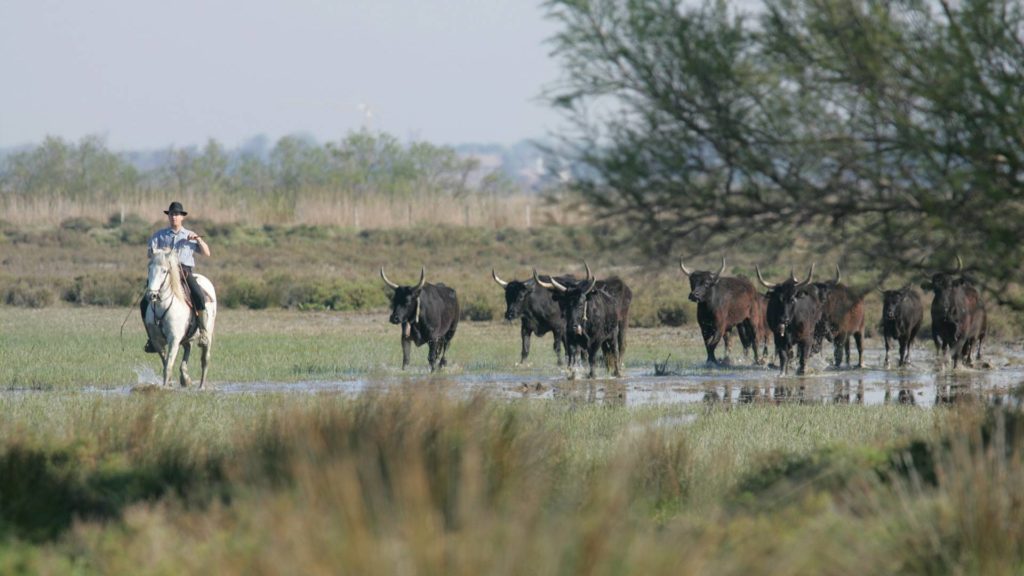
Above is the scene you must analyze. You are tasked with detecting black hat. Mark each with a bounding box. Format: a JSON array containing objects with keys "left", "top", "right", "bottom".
[{"left": 164, "top": 201, "right": 188, "bottom": 216}]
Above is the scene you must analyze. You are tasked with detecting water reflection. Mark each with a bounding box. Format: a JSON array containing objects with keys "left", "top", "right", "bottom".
[
  {"left": 551, "top": 379, "right": 627, "bottom": 406},
  {"left": 832, "top": 380, "right": 865, "bottom": 405}
]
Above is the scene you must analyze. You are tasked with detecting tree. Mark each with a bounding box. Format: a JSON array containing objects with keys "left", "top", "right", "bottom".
[{"left": 544, "top": 0, "right": 1024, "bottom": 308}]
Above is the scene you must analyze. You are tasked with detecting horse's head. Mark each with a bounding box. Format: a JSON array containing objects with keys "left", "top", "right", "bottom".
[{"left": 147, "top": 248, "right": 179, "bottom": 302}]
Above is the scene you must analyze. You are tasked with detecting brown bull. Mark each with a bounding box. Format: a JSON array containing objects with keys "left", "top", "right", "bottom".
[
  {"left": 814, "top": 265, "right": 866, "bottom": 368},
  {"left": 681, "top": 257, "right": 763, "bottom": 365}
]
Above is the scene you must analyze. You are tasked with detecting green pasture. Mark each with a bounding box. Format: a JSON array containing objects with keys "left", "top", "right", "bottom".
[{"left": 0, "top": 307, "right": 703, "bottom": 389}]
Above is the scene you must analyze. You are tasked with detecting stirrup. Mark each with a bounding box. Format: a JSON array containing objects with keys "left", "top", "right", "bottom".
[{"left": 144, "top": 340, "right": 159, "bottom": 354}]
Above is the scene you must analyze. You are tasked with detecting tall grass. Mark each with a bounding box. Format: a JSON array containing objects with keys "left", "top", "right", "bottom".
[{"left": 2, "top": 390, "right": 1021, "bottom": 574}]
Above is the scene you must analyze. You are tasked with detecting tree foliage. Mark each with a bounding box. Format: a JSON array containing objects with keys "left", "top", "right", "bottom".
[
  {"left": 0, "top": 131, "right": 517, "bottom": 208},
  {"left": 545, "top": 0, "right": 1024, "bottom": 307}
]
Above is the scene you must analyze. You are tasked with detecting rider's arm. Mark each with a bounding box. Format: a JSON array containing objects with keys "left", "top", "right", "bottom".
[{"left": 189, "top": 233, "right": 211, "bottom": 257}]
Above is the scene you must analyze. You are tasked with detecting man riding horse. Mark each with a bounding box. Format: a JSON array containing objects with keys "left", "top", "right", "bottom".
[{"left": 141, "top": 201, "right": 212, "bottom": 351}]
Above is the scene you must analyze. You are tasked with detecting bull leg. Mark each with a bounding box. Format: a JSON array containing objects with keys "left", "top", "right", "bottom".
[
  {"left": 740, "top": 321, "right": 760, "bottom": 365},
  {"left": 700, "top": 323, "right": 719, "bottom": 364},
  {"left": 401, "top": 336, "right": 412, "bottom": 370},
  {"left": 883, "top": 334, "right": 891, "bottom": 369},
  {"left": 587, "top": 342, "right": 600, "bottom": 378},
  {"left": 607, "top": 336, "right": 622, "bottom": 377},
  {"left": 776, "top": 338, "right": 789, "bottom": 375},
  {"left": 520, "top": 325, "right": 532, "bottom": 364},
  {"left": 565, "top": 341, "right": 579, "bottom": 380},
  {"left": 833, "top": 338, "right": 844, "bottom": 368},
  {"left": 439, "top": 327, "right": 456, "bottom": 369},
  {"left": 179, "top": 343, "right": 193, "bottom": 388},
  {"left": 854, "top": 332, "right": 863, "bottom": 368},
  {"left": 617, "top": 324, "right": 627, "bottom": 366},
  {"left": 427, "top": 341, "right": 439, "bottom": 372},
  {"left": 796, "top": 342, "right": 809, "bottom": 376},
  {"left": 552, "top": 331, "right": 564, "bottom": 366},
  {"left": 898, "top": 337, "right": 908, "bottom": 368}
]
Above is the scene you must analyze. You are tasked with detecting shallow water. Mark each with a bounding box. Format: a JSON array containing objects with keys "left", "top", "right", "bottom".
[{"left": 17, "top": 344, "right": 1024, "bottom": 408}]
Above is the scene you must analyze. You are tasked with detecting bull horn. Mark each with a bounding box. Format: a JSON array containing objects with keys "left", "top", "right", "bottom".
[
  {"left": 492, "top": 269, "right": 508, "bottom": 287},
  {"left": 755, "top": 265, "right": 776, "bottom": 288},
  {"left": 679, "top": 259, "right": 692, "bottom": 277},
  {"left": 954, "top": 255, "right": 963, "bottom": 274},
  {"left": 583, "top": 277, "right": 597, "bottom": 295},
  {"left": 380, "top": 267, "right": 400, "bottom": 290},
  {"left": 534, "top": 269, "right": 567, "bottom": 292},
  {"left": 583, "top": 260, "right": 592, "bottom": 282},
  {"left": 715, "top": 257, "right": 726, "bottom": 278},
  {"left": 834, "top": 264, "right": 841, "bottom": 284},
  {"left": 796, "top": 263, "right": 816, "bottom": 287},
  {"left": 414, "top": 267, "right": 426, "bottom": 290},
  {"left": 790, "top": 269, "right": 797, "bottom": 282},
  {"left": 875, "top": 285, "right": 886, "bottom": 294}
]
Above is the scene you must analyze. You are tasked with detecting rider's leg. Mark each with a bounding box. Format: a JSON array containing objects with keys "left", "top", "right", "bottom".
[
  {"left": 183, "top": 268, "right": 210, "bottom": 346},
  {"left": 140, "top": 297, "right": 158, "bottom": 353}
]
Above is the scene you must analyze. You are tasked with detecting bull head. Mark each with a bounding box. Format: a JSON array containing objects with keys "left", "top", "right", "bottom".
[
  {"left": 380, "top": 266, "right": 425, "bottom": 291},
  {"left": 922, "top": 255, "right": 964, "bottom": 292},
  {"left": 382, "top": 266, "right": 427, "bottom": 330},
  {"left": 756, "top": 263, "right": 814, "bottom": 288},
  {"left": 680, "top": 257, "right": 725, "bottom": 281},
  {"left": 683, "top": 257, "right": 726, "bottom": 303}
]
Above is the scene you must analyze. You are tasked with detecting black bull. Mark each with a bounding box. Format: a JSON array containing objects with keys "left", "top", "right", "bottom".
[
  {"left": 535, "top": 270, "right": 632, "bottom": 378},
  {"left": 381, "top": 267, "right": 459, "bottom": 371},
  {"left": 757, "top": 265, "right": 822, "bottom": 376},
  {"left": 879, "top": 285, "right": 924, "bottom": 368},
  {"left": 680, "top": 257, "right": 766, "bottom": 365},
  {"left": 492, "top": 270, "right": 575, "bottom": 366},
  {"left": 921, "top": 256, "right": 987, "bottom": 369}
]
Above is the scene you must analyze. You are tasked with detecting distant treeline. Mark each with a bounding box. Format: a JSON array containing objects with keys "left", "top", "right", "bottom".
[{"left": 0, "top": 132, "right": 535, "bottom": 206}]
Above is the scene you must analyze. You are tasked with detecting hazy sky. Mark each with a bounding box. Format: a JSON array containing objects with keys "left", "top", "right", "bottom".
[{"left": 0, "top": 0, "right": 565, "bottom": 150}]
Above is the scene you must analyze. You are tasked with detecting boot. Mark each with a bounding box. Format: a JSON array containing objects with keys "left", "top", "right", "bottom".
[
  {"left": 196, "top": 310, "right": 211, "bottom": 347},
  {"left": 143, "top": 339, "right": 158, "bottom": 353}
]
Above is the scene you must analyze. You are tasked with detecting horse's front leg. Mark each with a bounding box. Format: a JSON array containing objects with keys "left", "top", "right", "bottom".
[
  {"left": 163, "top": 341, "right": 181, "bottom": 388},
  {"left": 198, "top": 342, "right": 211, "bottom": 390},
  {"left": 179, "top": 343, "right": 193, "bottom": 388}
]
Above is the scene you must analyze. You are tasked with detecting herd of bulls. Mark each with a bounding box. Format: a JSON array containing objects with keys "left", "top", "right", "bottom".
[{"left": 379, "top": 256, "right": 987, "bottom": 377}]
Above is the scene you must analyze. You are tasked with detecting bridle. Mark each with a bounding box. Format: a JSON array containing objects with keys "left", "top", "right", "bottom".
[{"left": 147, "top": 261, "right": 175, "bottom": 324}]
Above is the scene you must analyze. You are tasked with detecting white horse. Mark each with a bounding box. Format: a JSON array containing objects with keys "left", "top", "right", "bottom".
[{"left": 144, "top": 248, "right": 217, "bottom": 389}]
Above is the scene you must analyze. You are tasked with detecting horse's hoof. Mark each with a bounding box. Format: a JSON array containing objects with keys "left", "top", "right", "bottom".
[{"left": 143, "top": 341, "right": 159, "bottom": 354}]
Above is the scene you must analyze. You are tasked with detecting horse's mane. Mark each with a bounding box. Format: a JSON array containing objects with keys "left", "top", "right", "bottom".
[{"left": 152, "top": 249, "right": 187, "bottom": 303}]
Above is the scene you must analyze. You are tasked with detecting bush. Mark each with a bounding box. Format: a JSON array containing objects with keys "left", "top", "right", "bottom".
[
  {"left": 59, "top": 217, "right": 102, "bottom": 233},
  {"left": 461, "top": 296, "right": 494, "bottom": 322},
  {"left": 656, "top": 303, "right": 690, "bottom": 327},
  {"left": 64, "top": 274, "right": 145, "bottom": 307},
  {"left": 3, "top": 279, "right": 57, "bottom": 308},
  {"left": 219, "top": 277, "right": 273, "bottom": 310}
]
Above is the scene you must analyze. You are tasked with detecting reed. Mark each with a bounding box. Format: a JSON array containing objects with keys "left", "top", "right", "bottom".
[
  {"left": 0, "top": 191, "right": 577, "bottom": 230},
  {"left": 4, "top": 389, "right": 1016, "bottom": 575}
]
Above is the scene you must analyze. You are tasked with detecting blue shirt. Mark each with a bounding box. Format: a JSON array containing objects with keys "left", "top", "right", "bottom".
[{"left": 148, "top": 227, "right": 200, "bottom": 267}]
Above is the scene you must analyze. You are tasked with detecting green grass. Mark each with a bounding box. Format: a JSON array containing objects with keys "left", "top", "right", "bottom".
[
  {"left": 0, "top": 307, "right": 701, "bottom": 389},
  {"left": 2, "top": 285, "right": 1023, "bottom": 573}
]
